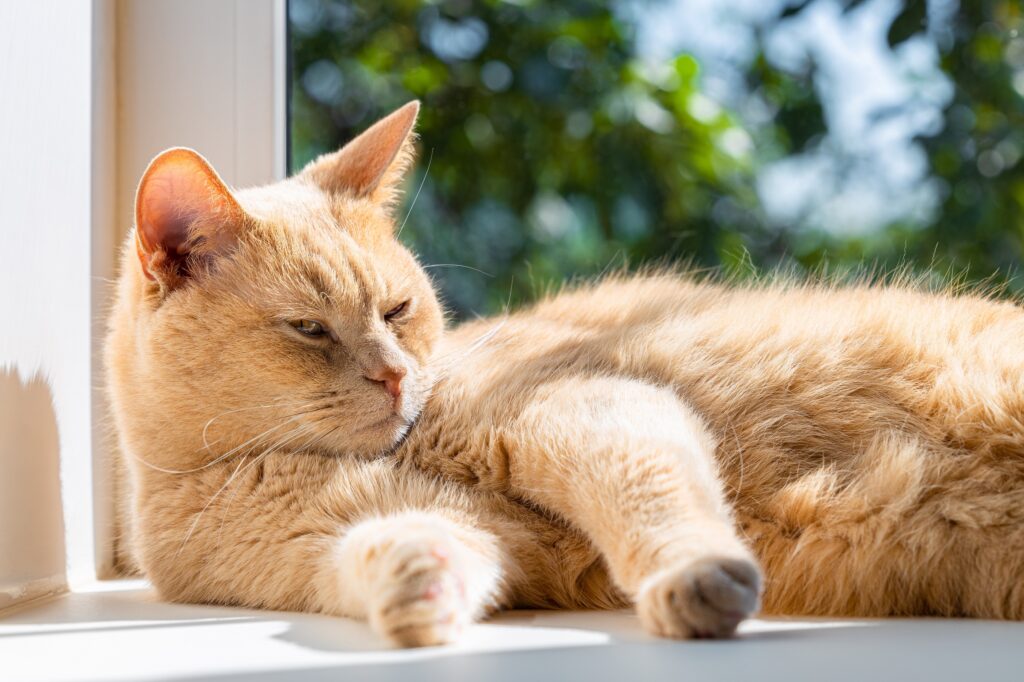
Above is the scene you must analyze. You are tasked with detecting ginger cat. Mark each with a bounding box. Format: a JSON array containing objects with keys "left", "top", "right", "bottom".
[{"left": 107, "top": 102, "right": 1024, "bottom": 648}]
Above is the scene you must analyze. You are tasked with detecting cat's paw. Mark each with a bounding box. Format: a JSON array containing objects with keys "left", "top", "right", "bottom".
[
  {"left": 636, "top": 556, "right": 762, "bottom": 639},
  {"left": 339, "top": 515, "right": 489, "bottom": 648},
  {"left": 368, "top": 531, "right": 471, "bottom": 647}
]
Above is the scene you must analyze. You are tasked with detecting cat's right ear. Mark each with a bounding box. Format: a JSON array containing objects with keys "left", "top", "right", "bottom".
[
  {"left": 299, "top": 101, "right": 420, "bottom": 212},
  {"left": 134, "top": 148, "right": 246, "bottom": 289}
]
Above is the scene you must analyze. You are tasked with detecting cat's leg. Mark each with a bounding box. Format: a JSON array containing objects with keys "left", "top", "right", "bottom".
[
  {"left": 516, "top": 378, "right": 760, "bottom": 638},
  {"left": 135, "top": 458, "right": 543, "bottom": 648},
  {"left": 321, "top": 486, "right": 625, "bottom": 642},
  {"left": 422, "top": 376, "right": 761, "bottom": 638}
]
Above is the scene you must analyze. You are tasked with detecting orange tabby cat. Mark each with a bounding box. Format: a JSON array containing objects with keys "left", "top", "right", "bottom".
[{"left": 107, "top": 102, "right": 1024, "bottom": 648}]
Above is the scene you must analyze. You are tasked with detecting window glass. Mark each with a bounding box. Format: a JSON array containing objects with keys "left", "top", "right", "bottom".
[{"left": 289, "top": 0, "right": 1024, "bottom": 318}]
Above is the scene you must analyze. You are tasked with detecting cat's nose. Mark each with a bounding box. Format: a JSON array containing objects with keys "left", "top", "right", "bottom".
[{"left": 364, "top": 365, "right": 406, "bottom": 400}]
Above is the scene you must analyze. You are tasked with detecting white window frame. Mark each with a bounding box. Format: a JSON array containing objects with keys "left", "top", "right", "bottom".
[
  {"left": 1, "top": 1, "right": 100, "bottom": 609},
  {"left": 97, "top": 0, "right": 287, "bottom": 581},
  {"left": 0, "top": 0, "right": 286, "bottom": 609}
]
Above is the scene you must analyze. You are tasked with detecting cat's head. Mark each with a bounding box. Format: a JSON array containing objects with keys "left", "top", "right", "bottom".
[{"left": 110, "top": 102, "right": 443, "bottom": 466}]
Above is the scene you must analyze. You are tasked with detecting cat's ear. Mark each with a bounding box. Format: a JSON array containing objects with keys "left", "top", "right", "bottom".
[
  {"left": 134, "top": 148, "right": 247, "bottom": 287},
  {"left": 300, "top": 100, "right": 419, "bottom": 210}
]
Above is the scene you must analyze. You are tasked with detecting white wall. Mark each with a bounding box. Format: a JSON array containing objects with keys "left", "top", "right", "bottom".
[
  {"left": 116, "top": 0, "right": 286, "bottom": 234},
  {"left": 0, "top": 0, "right": 284, "bottom": 605},
  {"left": 0, "top": 2, "right": 95, "bottom": 602}
]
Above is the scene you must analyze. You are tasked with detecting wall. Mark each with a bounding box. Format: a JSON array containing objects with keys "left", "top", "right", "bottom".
[{"left": 0, "top": 2, "right": 95, "bottom": 602}]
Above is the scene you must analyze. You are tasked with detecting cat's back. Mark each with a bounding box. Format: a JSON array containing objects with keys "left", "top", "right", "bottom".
[
  {"left": 444, "top": 273, "right": 1024, "bottom": 376},
  {"left": 434, "top": 273, "right": 1024, "bottom": 466}
]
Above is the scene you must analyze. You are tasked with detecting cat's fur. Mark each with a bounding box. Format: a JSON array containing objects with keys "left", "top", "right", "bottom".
[{"left": 107, "top": 102, "right": 1024, "bottom": 647}]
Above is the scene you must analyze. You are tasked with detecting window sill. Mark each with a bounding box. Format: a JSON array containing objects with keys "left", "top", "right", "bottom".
[{"left": 3, "top": 580, "right": 1023, "bottom": 681}]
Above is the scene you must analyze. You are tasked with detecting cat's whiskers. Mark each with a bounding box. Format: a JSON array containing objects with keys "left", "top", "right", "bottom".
[
  {"left": 428, "top": 313, "right": 511, "bottom": 387},
  {"left": 175, "top": 450, "right": 257, "bottom": 559},
  {"left": 427, "top": 278, "right": 515, "bottom": 385},
  {"left": 130, "top": 398, "right": 338, "bottom": 476},
  {"left": 133, "top": 418, "right": 295, "bottom": 476},
  {"left": 209, "top": 453, "right": 251, "bottom": 550},
  {"left": 178, "top": 421, "right": 320, "bottom": 557},
  {"left": 201, "top": 398, "right": 326, "bottom": 451},
  {"left": 214, "top": 420, "right": 348, "bottom": 548},
  {"left": 396, "top": 147, "right": 433, "bottom": 239},
  {"left": 422, "top": 263, "right": 494, "bottom": 278}
]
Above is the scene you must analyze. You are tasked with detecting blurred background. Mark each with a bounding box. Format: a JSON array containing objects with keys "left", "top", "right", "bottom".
[{"left": 289, "top": 0, "right": 1024, "bottom": 318}]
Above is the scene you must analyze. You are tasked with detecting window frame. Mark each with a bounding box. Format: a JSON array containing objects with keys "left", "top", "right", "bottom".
[
  {"left": 0, "top": 0, "right": 287, "bottom": 611},
  {"left": 96, "top": 0, "right": 288, "bottom": 581}
]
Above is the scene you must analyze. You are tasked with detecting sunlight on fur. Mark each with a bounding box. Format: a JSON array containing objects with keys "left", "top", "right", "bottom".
[{"left": 106, "top": 101, "right": 1024, "bottom": 648}]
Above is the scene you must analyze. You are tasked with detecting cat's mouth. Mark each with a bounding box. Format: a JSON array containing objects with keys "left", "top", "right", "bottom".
[
  {"left": 351, "top": 408, "right": 419, "bottom": 457},
  {"left": 361, "top": 413, "right": 405, "bottom": 433},
  {"left": 334, "top": 387, "right": 427, "bottom": 457}
]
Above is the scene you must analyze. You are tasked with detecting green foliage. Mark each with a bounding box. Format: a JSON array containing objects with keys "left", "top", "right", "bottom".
[
  {"left": 759, "top": 0, "right": 1024, "bottom": 287},
  {"left": 914, "top": 2, "right": 1024, "bottom": 281},
  {"left": 290, "top": 0, "right": 1024, "bottom": 317}
]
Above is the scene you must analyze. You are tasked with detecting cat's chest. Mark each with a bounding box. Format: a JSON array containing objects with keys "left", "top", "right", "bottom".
[{"left": 396, "top": 399, "right": 510, "bottom": 492}]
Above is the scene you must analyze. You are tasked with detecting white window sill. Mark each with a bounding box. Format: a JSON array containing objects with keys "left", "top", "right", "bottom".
[{"left": 3, "top": 580, "right": 1023, "bottom": 681}]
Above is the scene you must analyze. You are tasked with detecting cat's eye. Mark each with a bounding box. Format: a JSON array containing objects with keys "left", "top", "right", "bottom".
[
  {"left": 290, "top": 319, "right": 326, "bottom": 337},
  {"left": 384, "top": 300, "right": 409, "bottom": 322}
]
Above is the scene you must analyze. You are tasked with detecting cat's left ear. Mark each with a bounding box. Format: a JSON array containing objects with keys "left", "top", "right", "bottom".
[{"left": 300, "top": 100, "right": 419, "bottom": 211}]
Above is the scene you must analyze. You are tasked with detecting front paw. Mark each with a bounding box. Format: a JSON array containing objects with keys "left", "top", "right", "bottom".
[
  {"left": 339, "top": 516, "right": 484, "bottom": 647},
  {"left": 636, "top": 556, "right": 762, "bottom": 639},
  {"left": 369, "top": 533, "right": 471, "bottom": 647}
]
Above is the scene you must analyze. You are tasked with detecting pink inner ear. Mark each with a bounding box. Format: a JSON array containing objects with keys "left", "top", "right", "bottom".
[
  {"left": 139, "top": 176, "right": 196, "bottom": 256},
  {"left": 135, "top": 149, "right": 242, "bottom": 280}
]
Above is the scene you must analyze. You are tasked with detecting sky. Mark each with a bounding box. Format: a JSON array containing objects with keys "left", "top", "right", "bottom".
[{"left": 628, "top": 0, "right": 958, "bottom": 235}]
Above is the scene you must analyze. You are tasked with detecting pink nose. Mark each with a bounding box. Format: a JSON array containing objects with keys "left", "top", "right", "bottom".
[{"left": 364, "top": 366, "right": 406, "bottom": 399}]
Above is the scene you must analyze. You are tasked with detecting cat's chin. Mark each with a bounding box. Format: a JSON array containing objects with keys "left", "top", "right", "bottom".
[
  {"left": 314, "top": 388, "right": 427, "bottom": 459},
  {"left": 380, "top": 421, "right": 416, "bottom": 456},
  {"left": 340, "top": 410, "right": 421, "bottom": 459}
]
